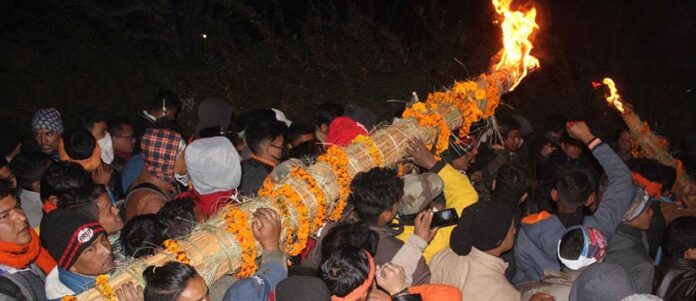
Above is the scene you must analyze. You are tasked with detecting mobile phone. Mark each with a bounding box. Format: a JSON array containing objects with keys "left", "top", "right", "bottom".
[{"left": 431, "top": 208, "right": 459, "bottom": 228}]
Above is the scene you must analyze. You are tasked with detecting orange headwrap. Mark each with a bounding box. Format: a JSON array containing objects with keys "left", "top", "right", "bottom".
[
  {"left": 58, "top": 138, "right": 102, "bottom": 172},
  {"left": 631, "top": 172, "right": 663, "bottom": 197},
  {"left": 331, "top": 251, "right": 376, "bottom": 301},
  {"left": 0, "top": 228, "right": 56, "bottom": 274}
]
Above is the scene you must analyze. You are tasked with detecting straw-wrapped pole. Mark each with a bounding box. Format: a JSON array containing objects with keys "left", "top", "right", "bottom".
[
  {"left": 620, "top": 110, "right": 696, "bottom": 223},
  {"left": 78, "top": 69, "right": 517, "bottom": 300}
]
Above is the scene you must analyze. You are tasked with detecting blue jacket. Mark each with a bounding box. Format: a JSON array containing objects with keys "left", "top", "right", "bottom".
[
  {"left": 223, "top": 251, "right": 287, "bottom": 301},
  {"left": 512, "top": 142, "right": 635, "bottom": 284}
]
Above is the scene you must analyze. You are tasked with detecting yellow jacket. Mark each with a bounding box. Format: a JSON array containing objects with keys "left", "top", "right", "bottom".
[{"left": 396, "top": 163, "right": 479, "bottom": 262}]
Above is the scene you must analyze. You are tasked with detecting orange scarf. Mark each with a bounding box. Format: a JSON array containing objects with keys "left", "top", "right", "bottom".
[
  {"left": 0, "top": 228, "right": 56, "bottom": 274},
  {"left": 58, "top": 138, "right": 102, "bottom": 172},
  {"left": 631, "top": 172, "right": 663, "bottom": 197},
  {"left": 331, "top": 252, "right": 375, "bottom": 301}
]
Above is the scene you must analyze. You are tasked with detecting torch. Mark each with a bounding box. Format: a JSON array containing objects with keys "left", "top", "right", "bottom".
[
  {"left": 78, "top": 0, "right": 541, "bottom": 299},
  {"left": 594, "top": 77, "right": 696, "bottom": 223}
]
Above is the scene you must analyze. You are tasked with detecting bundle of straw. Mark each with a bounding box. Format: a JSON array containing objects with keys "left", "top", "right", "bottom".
[{"left": 77, "top": 69, "right": 517, "bottom": 300}]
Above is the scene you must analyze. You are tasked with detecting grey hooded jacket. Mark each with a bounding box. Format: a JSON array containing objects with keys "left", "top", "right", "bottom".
[{"left": 513, "top": 142, "right": 636, "bottom": 284}]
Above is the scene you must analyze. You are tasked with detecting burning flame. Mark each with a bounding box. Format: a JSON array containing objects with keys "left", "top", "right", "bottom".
[
  {"left": 492, "top": 0, "right": 540, "bottom": 91},
  {"left": 592, "top": 77, "right": 625, "bottom": 113}
]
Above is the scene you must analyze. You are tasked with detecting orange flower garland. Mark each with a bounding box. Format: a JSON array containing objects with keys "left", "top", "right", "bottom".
[
  {"left": 61, "top": 296, "right": 77, "bottom": 301},
  {"left": 163, "top": 239, "right": 191, "bottom": 265},
  {"left": 226, "top": 209, "right": 257, "bottom": 278},
  {"left": 317, "top": 146, "right": 351, "bottom": 221},
  {"left": 271, "top": 184, "right": 310, "bottom": 256},
  {"left": 291, "top": 167, "right": 328, "bottom": 233},
  {"left": 353, "top": 134, "right": 384, "bottom": 167},
  {"left": 401, "top": 102, "right": 450, "bottom": 156},
  {"left": 95, "top": 274, "right": 117, "bottom": 301}
]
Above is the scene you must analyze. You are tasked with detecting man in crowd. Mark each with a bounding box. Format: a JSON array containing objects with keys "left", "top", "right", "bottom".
[
  {"left": 431, "top": 201, "right": 520, "bottom": 301},
  {"left": 349, "top": 167, "right": 431, "bottom": 285},
  {"left": 31, "top": 108, "right": 64, "bottom": 159},
  {"left": 57, "top": 183, "right": 125, "bottom": 265},
  {"left": 654, "top": 216, "right": 696, "bottom": 300},
  {"left": 240, "top": 116, "right": 287, "bottom": 195},
  {"left": 125, "top": 128, "right": 186, "bottom": 220},
  {"left": 184, "top": 136, "right": 241, "bottom": 217},
  {"left": 0, "top": 179, "right": 56, "bottom": 300},
  {"left": 11, "top": 152, "right": 53, "bottom": 228},
  {"left": 109, "top": 119, "right": 136, "bottom": 171},
  {"left": 41, "top": 210, "right": 114, "bottom": 299},
  {"left": 133, "top": 90, "right": 181, "bottom": 152},
  {"left": 40, "top": 161, "right": 93, "bottom": 214},
  {"left": 0, "top": 157, "right": 17, "bottom": 189}
]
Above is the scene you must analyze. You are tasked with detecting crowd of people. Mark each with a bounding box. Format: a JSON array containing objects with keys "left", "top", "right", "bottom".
[{"left": 0, "top": 89, "right": 695, "bottom": 301}]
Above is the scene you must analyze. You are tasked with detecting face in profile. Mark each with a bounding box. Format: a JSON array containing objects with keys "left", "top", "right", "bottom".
[{"left": 0, "top": 195, "right": 32, "bottom": 245}]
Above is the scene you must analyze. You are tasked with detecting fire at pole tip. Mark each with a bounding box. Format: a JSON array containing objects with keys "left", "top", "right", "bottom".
[
  {"left": 491, "top": 0, "right": 540, "bottom": 91},
  {"left": 593, "top": 77, "right": 626, "bottom": 114}
]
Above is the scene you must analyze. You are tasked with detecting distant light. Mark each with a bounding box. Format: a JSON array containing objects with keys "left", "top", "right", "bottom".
[
  {"left": 202, "top": 34, "right": 208, "bottom": 39},
  {"left": 687, "top": 89, "right": 692, "bottom": 93}
]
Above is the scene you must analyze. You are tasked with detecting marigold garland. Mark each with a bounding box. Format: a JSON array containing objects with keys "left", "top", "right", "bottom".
[
  {"left": 401, "top": 102, "right": 450, "bottom": 156},
  {"left": 270, "top": 184, "right": 310, "bottom": 256},
  {"left": 258, "top": 177, "right": 302, "bottom": 255},
  {"left": 94, "top": 274, "right": 117, "bottom": 301},
  {"left": 431, "top": 77, "right": 502, "bottom": 138},
  {"left": 317, "top": 146, "right": 351, "bottom": 221},
  {"left": 291, "top": 167, "right": 328, "bottom": 234},
  {"left": 353, "top": 134, "right": 384, "bottom": 167},
  {"left": 61, "top": 296, "right": 77, "bottom": 301},
  {"left": 226, "top": 209, "right": 257, "bottom": 278},
  {"left": 163, "top": 239, "right": 191, "bottom": 265}
]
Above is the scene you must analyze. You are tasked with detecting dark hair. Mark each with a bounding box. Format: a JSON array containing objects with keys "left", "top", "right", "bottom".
[
  {"left": 561, "top": 131, "right": 584, "bottom": 147},
  {"left": 627, "top": 158, "right": 677, "bottom": 192},
  {"left": 313, "top": 103, "right": 343, "bottom": 127},
  {"left": 143, "top": 261, "right": 199, "bottom": 301},
  {"left": 158, "top": 198, "right": 198, "bottom": 240},
  {"left": 245, "top": 117, "right": 287, "bottom": 155},
  {"left": 57, "top": 183, "right": 106, "bottom": 221},
  {"left": 10, "top": 151, "right": 52, "bottom": 191},
  {"left": 662, "top": 216, "right": 696, "bottom": 258},
  {"left": 493, "top": 163, "right": 531, "bottom": 207},
  {"left": 63, "top": 129, "right": 96, "bottom": 160},
  {"left": 554, "top": 170, "right": 594, "bottom": 209},
  {"left": 109, "top": 118, "right": 132, "bottom": 137},
  {"left": 0, "top": 179, "right": 16, "bottom": 199},
  {"left": 0, "top": 156, "right": 7, "bottom": 169},
  {"left": 349, "top": 167, "right": 403, "bottom": 224},
  {"left": 319, "top": 247, "right": 371, "bottom": 297},
  {"left": 81, "top": 109, "right": 108, "bottom": 130},
  {"left": 121, "top": 214, "right": 163, "bottom": 258},
  {"left": 148, "top": 90, "right": 181, "bottom": 112},
  {"left": 559, "top": 228, "right": 584, "bottom": 260},
  {"left": 321, "top": 222, "right": 378, "bottom": 261},
  {"left": 496, "top": 116, "right": 522, "bottom": 139},
  {"left": 289, "top": 140, "right": 325, "bottom": 163},
  {"left": 287, "top": 121, "right": 316, "bottom": 145},
  {"left": 40, "top": 161, "right": 92, "bottom": 201}
]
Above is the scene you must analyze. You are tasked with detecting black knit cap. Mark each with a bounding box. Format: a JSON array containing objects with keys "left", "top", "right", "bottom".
[
  {"left": 40, "top": 209, "right": 106, "bottom": 270},
  {"left": 450, "top": 201, "right": 514, "bottom": 255}
]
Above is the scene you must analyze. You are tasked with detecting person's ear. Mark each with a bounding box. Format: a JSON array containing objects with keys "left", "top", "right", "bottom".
[
  {"left": 585, "top": 193, "right": 596, "bottom": 207},
  {"left": 491, "top": 179, "right": 497, "bottom": 191},
  {"left": 551, "top": 189, "right": 558, "bottom": 202}
]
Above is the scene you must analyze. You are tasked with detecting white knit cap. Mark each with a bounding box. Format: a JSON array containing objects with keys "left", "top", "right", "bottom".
[{"left": 185, "top": 136, "right": 241, "bottom": 194}]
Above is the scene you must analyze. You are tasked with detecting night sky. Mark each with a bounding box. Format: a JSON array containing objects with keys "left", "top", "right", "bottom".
[{"left": 1, "top": 0, "right": 694, "bottom": 145}]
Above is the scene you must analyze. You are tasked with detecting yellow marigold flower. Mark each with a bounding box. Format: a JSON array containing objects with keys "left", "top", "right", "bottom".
[{"left": 475, "top": 89, "right": 487, "bottom": 100}]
